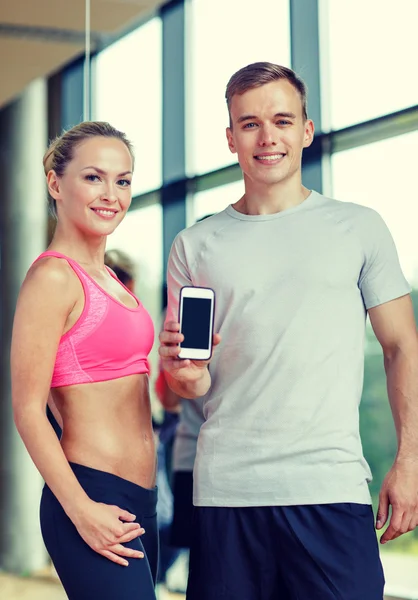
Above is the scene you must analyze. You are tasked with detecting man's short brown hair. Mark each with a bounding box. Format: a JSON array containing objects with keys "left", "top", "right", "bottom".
[{"left": 225, "top": 62, "right": 308, "bottom": 125}]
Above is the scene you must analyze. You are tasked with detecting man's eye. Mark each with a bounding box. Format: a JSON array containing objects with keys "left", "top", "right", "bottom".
[
  {"left": 243, "top": 123, "right": 257, "bottom": 129},
  {"left": 277, "top": 120, "right": 291, "bottom": 126}
]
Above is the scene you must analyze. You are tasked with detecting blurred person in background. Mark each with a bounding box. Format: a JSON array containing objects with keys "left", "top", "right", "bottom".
[
  {"left": 155, "top": 370, "right": 203, "bottom": 596},
  {"left": 105, "top": 248, "right": 136, "bottom": 292},
  {"left": 11, "top": 121, "right": 158, "bottom": 600},
  {"left": 160, "top": 62, "right": 418, "bottom": 600}
]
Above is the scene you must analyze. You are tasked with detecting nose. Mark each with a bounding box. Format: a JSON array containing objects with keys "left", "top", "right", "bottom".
[
  {"left": 258, "top": 123, "right": 277, "bottom": 147},
  {"left": 100, "top": 182, "right": 118, "bottom": 203}
]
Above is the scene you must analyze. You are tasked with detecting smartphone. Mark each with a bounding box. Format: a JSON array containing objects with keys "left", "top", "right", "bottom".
[{"left": 178, "top": 286, "right": 215, "bottom": 360}]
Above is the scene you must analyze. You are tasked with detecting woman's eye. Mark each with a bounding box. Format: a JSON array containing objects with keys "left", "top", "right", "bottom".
[
  {"left": 118, "top": 179, "right": 131, "bottom": 187},
  {"left": 85, "top": 174, "right": 100, "bottom": 182}
]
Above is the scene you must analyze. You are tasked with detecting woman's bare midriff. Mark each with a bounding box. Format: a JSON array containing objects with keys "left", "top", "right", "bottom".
[{"left": 51, "top": 373, "right": 156, "bottom": 489}]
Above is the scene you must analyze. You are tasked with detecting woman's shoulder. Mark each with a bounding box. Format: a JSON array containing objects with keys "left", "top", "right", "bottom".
[{"left": 22, "top": 254, "right": 80, "bottom": 305}]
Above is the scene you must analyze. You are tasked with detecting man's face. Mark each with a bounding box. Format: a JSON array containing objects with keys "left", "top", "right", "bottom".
[{"left": 226, "top": 80, "right": 314, "bottom": 188}]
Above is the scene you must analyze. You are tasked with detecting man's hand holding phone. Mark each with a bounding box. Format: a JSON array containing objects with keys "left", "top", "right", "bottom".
[
  {"left": 158, "top": 320, "right": 221, "bottom": 383},
  {"left": 158, "top": 286, "right": 221, "bottom": 398}
]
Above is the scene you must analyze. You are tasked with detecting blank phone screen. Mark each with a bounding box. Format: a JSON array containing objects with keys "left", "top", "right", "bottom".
[{"left": 181, "top": 297, "right": 212, "bottom": 349}]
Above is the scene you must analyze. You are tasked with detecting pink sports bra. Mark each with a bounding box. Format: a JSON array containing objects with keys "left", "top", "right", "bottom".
[{"left": 34, "top": 251, "right": 154, "bottom": 388}]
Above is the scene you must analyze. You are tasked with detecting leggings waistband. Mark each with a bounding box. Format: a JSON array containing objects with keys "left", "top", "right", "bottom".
[{"left": 68, "top": 462, "right": 158, "bottom": 513}]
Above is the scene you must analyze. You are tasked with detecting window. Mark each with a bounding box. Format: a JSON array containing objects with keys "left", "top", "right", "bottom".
[
  {"left": 331, "top": 131, "right": 418, "bottom": 285},
  {"left": 331, "top": 131, "right": 418, "bottom": 559},
  {"left": 94, "top": 19, "right": 162, "bottom": 196},
  {"left": 187, "top": 0, "right": 290, "bottom": 175},
  {"left": 191, "top": 179, "right": 245, "bottom": 224},
  {"left": 321, "top": 0, "right": 418, "bottom": 130},
  {"left": 106, "top": 203, "right": 163, "bottom": 402}
]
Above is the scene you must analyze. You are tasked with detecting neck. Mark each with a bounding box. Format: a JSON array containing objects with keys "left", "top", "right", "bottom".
[
  {"left": 235, "top": 174, "right": 311, "bottom": 216},
  {"left": 49, "top": 223, "right": 107, "bottom": 269}
]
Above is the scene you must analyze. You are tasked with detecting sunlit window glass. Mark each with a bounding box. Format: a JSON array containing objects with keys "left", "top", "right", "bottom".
[
  {"left": 187, "top": 0, "right": 290, "bottom": 175},
  {"left": 322, "top": 0, "right": 417, "bottom": 130},
  {"left": 331, "top": 131, "right": 418, "bottom": 285},
  {"left": 95, "top": 19, "right": 162, "bottom": 196}
]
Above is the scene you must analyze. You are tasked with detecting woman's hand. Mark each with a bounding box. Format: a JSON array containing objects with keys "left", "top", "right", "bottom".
[{"left": 70, "top": 499, "right": 145, "bottom": 566}]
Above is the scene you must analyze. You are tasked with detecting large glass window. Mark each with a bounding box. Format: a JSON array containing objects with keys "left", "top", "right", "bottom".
[
  {"left": 331, "top": 131, "right": 418, "bottom": 285},
  {"left": 331, "top": 130, "right": 418, "bottom": 559},
  {"left": 106, "top": 203, "right": 163, "bottom": 406},
  {"left": 321, "top": 0, "right": 417, "bottom": 131},
  {"left": 190, "top": 179, "right": 245, "bottom": 225},
  {"left": 187, "top": 0, "right": 290, "bottom": 176},
  {"left": 94, "top": 18, "right": 162, "bottom": 196}
]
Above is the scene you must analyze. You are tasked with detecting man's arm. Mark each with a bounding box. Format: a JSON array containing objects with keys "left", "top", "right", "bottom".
[{"left": 368, "top": 294, "right": 418, "bottom": 543}]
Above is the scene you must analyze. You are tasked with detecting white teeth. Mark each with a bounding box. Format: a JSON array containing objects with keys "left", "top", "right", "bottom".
[
  {"left": 95, "top": 209, "right": 115, "bottom": 216},
  {"left": 256, "top": 154, "right": 284, "bottom": 161}
]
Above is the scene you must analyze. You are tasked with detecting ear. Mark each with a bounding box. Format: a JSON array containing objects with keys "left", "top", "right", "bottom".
[
  {"left": 302, "top": 119, "right": 315, "bottom": 149},
  {"left": 226, "top": 127, "right": 237, "bottom": 154},
  {"left": 47, "top": 170, "right": 61, "bottom": 200}
]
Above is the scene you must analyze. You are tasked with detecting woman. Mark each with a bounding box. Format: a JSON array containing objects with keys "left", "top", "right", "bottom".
[{"left": 11, "top": 122, "right": 158, "bottom": 600}]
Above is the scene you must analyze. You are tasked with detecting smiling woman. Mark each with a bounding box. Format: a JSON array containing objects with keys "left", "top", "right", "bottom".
[
  {"left": 43, "top": 121, "right": 134, "bottom": 220},
  {"left": 10, "top": 121, "right": 159, "bottom": 600}
]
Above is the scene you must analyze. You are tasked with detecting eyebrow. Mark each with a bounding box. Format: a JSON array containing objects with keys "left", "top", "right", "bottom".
[
  {"left": 237, "top": 112, "right": 297, "bottom": 124},
  {"left": 82, "top": 166, "right": 132, "bottom": 177}
]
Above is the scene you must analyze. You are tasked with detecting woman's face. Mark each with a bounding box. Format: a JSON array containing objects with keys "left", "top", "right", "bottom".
[{"left": 48, "top": 136, "right": 133, "bottom": 237}]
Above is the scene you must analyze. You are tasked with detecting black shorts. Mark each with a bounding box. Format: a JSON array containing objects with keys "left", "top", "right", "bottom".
[
  {"left": 170, "top": 470, "right": 194, "bottom": 548},
  {"left": 186, "top": 503, "right": 385, "bottom": 600}
]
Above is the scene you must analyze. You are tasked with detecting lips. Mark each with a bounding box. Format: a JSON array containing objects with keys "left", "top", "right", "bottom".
[
  {"left": 254, "top": 153, "right": 286, "bottom": 161},
  {"left": 91, "top": 208, "right": 118, "bottom": 218}
]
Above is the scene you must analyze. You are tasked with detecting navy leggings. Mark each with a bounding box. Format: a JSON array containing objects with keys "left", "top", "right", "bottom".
[{"left": 40, "top": 463, "right": 158, "bottom": 600}]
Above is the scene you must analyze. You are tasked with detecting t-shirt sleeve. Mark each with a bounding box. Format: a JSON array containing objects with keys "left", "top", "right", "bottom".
[
  {"left": 165, "top": 233, "right": 193, "bottom": 325},
  {"left": 358, "top": 209, "right": 411, "bottom": 309}
]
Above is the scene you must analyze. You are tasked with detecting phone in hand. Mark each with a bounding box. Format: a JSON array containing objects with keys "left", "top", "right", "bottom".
[{"left": 178, "top": 286, "right": 215, "bottom": 360}]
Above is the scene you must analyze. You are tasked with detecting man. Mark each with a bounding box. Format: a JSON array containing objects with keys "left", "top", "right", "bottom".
[{"left": 159, "top": 62, "right": 418, "bottom": 599}]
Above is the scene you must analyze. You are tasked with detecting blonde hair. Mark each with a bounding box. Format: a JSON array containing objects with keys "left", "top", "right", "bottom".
[
  {"left": 225, "top": 62, "right": 308, "bottom": 126},
  {"left": 43, "top": 121, "right": 134, "bottom": 218}
]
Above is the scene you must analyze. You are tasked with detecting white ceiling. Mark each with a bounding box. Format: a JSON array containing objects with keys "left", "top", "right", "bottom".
[{"left": 0, "top": 0, "right": 165, "bottom": 108}]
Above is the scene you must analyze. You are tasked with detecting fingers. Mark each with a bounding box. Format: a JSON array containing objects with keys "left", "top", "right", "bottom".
[
  {"left": 213, "top": 333, "right": 221, "bottom": 346},
  {"left": 164, "top": 321, "right": 181, "bottom": 332},
  {"left": 159, "top": 323, "right": 182, "bottom": 346},
  {"left": 161, "top": 357, "right": 191, "bottom": 370},
  {"left": 108, "top": 543, "right": 144, "bottom": 560},
  {"left": 117, "top": 527, "right": 146, "bottom": 544},
  {"left": 376, "top": 490, "right": 389, "bottom": 530},
  {"left": 117, "top": 508, "right": 137, "bottom": 522},
  {"left": 100, "top": 549, "right": 131, "bottom": 567},
  {"left": 159, "top": 342, "right": 182, "bottom": 360},
  {"left": 380, "top": 505, "right": 404, "bottom": 544},
  {"left": 119, "top": 521, "right": 143, "bottom": 537}
]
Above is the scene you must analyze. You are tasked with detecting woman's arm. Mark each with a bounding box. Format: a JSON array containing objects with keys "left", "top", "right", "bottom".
[
  {"left": 11, "top": 258, "right": 143, "bottom": 565},
  {"left": 11, "top": 259, "right": 90, "bottom": 513}
]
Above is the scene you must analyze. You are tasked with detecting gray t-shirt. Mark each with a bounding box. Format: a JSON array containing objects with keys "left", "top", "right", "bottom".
[
  {"left": 166, "top": 191, "right": 410, "bottom": 507},
  {"left": 173, "top": 397, "right": 205, "bottom": 472}
]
